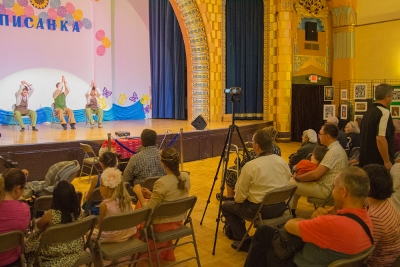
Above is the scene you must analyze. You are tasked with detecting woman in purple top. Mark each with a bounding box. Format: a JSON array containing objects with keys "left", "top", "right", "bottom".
[{"left": 0, "top": 168, "right": 30, "bottom": 266}]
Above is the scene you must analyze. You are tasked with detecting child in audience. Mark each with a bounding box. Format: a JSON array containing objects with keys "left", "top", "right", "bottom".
[
  {"left": 0, "top": 168, "right": 30, "bottom": 267},
  {"left": 90, "top": 168, "right": 135, "bottom": 242},
  {"left": 293, "top": 145, "right": 328, "bottom": 175},
  {"left": 82, "top": 152, "right": 118, "bottom": 215},
  {"left": 133, "top": 147, "right": 190, "bottom": 261},
  {"left": 25, "top": 180, "right": 83, "bottom": 267}
]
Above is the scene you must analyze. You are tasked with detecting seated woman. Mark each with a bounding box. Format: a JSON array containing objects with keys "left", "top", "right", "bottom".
[
  {"left": 25, "top": 180, "right": 83, "bottom": 267},
  {"left": 0, "top": 168, "right": 30, "bottom": 267},
  {"left": 344, "top": 121, "right": 360, "bottom": 150},
  {"left": 363, "top": 164, "right": 400, "bottom": 267},
  {"left": 288, "top": 129, "right": 318, "bottom": 169},
  {"left": 90, "top": 168, "right": 135, "bottom": 243},
  {"left": 83, "top": 152, "right": 118, "bottom": 215},
  {"left": 390, "top": 162, "right": 400, "bottom": 212},
  {"left": 133, "top": 147, "right": 190, "bottom": 261}
]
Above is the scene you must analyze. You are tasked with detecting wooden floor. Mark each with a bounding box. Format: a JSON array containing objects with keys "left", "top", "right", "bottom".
[
  {"left": 72, "top": 141, "right": 315, "bottom": 267},
  {"left": 0, "top": 119, "right": 265, "bottom": 146}
]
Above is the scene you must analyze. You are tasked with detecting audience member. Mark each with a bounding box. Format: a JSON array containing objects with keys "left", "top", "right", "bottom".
[
  {"left": 53, "top": 75, "right": 76, "bottom": 130},
  {"left": 25, "top": 180, "right": 83, "bottom": 266},
  {"left": 123, "top": 129, "right": 166, "bottom": 186},
  {"left": 244, "top": 167, "right": 373, "bottom": 267},
  {"left": 133, "top": 147, "right": 190, "bottom": 261},
  {"left": 82, "top": 152, "right": 118, "bottom": 215},
  {"left": 359, "top": 83, "right": 395, "bottom": 169},
  {"left": 219, "top": 126, "right": 281, "bottom": 201},
  {"left": 344, "top": 121, "right": 360, "bottom": 150},
  {"left": 363, "top": 164, "right": 400, "bottom": 267},
  {"left": 0, "top": 169, "right": 30, "bottom": 267},
  {"left": 288, "top": 129, "right": 318, "bottom": 169},
  {"left": 221, "top": 129, "right": 291, "bottom": 251},
  {"left": 290, "top": 123, "right": 348, "bottom": 215},
  {"left": 91, "top": 168, "right": 135, "bottom": 243},
  {"left": 326, "top": 116, "right": 348, "bottom": 149},
  {"left": 394, "top": 119, "right": 400, "bottom": 153},
  {"left": 293, "top": 145, "right": 328, "bottom": 175},
  {"left": 14, "top": 81, "right": 38, "bottom": 132},
  {"left": 85, "top": 80, "right": 104, "bottom": 128},
  {"left": 390, "top": 162, "right": 400, "bottom": 212}
]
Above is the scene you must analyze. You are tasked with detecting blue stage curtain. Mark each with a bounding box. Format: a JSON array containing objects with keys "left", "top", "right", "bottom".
[
  {"left": 149, "top": 0, "right": 187, "bottom": 119},
  {"left": 225, "top": 0, "right": 264, "bottom": 120}
]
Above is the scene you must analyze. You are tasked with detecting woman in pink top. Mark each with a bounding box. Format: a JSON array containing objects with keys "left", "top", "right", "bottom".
[{"left": 0, "top": 168, "right": 30, "bottom": 267}]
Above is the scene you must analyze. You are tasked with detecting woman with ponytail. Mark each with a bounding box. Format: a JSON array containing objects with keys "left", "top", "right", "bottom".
[
  {"left": 0, "top": 168, "right": 30, "bottom": 267},
  {"left": 133, "top": 147, "right": 190, "bottom": 261}
]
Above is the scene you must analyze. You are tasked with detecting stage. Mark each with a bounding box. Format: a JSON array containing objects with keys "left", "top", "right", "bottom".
[{"left": 0, "top": 119, "right": 271, "bottom": 181}]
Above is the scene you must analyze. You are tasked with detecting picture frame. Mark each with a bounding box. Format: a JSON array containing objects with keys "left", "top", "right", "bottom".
[
  {"left": 392, "top": 88, "right": 400, "bottom": 102},
  {"left": 354, "top": 84, "right": 367, "bottom": 99},
  {"left": 324, "top": 86, "right": 334, "bottom": 101},
  {"left": 354, "top": 115, "right": 363, "bottom": 121},
  {"left": 390, "top": 105, "right": 400, "bottom": 118},
  {"left": 340, "top": 89, "right": 348, "bottom": 100},
  {"left": 355, "top": 102, "right": 368, "bottom": 112},
  {"left": 372, "top": 84, "right": 380, "bottom": 100},
  {"left": 340, "top": 104, "right": 348, "bottom": 120},
  {"left": 323, "top": 104, "right": 335, "bottom": 120}
]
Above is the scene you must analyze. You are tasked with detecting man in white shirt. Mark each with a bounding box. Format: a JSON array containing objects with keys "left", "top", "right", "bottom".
[{"left": 221, "top": 129, "right": 291, "bottom": 251}]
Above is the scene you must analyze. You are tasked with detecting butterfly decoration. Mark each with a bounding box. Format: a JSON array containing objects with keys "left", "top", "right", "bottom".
[
  {"left": 129, "top": 92, "right": 138, "bottom": 102},
  {"left": 102, "top": 87, "right": 112, "bottom": 98},
  {"left": 143, "top": 105, "right": 150, "bottom": 114}
]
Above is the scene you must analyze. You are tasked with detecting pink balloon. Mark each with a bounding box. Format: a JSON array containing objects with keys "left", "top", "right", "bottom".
[
  {"left": 24, "top": 6, "right": 34, "bottom": 17},
  {"left": 0, "top": 4, "right": 6, "bottom": 14},
  {"left": 95, "top": 30, "right": 105, "bottom": 41},
  {"left": 57, "top": 6, "right": 67, "bottom": 17},
  {"left": 17, "top": 0, "right": 28, "bottom": 7},
  {"left": 48, "top": 8, "right": 57, "bottom": 20},
  {"left": 65, "top": 2, "right": 75, "bottom": 14},
  {"left": 96, "top": 45, "right": 106, "bottom": 56}
]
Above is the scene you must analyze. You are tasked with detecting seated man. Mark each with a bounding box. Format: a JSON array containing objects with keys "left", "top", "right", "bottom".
[
  {"left": 85, "top": 80, "right": 104, "bottom": 128},
  {"left": 290, "top": 123, "right": 348, "bottom": 216},
  {"left": 53, "top": 75, "right": 76, "bottom": 130},
  {"left": 122, "top": 129, "right": 166, "bottom": 186},
  {"left": 244, "top": 166, "right": 373, "bottom": 267},
  {"left": 14, "top": 81, "right": 38, "bottom": 132},
  {"left": 221, "top": 129, "right": 291, "bottom": 251},
  {"left": 326, "top": 116, "right": 348, "bottom": 149}
]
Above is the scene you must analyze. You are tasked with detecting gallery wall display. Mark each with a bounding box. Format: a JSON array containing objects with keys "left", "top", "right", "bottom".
[
  {"left": 354, "top": 84, "right": 367, "bottom": 99},
  {"left": 340, "top": 104, "right": 348, "bottom": 120},
  {"left": 340, "top": 89, "right": 348, "bottom": 100},
  {"left": 324, "top": 86, "right": 334, "bottom": 101},
  {"left": 355, "top": 102, "right": 368, "bottom": 112},
  {"left": 390, "top": 105, "right": 400, "bottom": 118},
  {"left": 323, "top": 104, "right": 335, "bottom": 120}
]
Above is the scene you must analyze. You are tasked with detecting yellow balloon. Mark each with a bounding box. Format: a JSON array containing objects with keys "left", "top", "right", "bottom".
[
  {"left": 102, "top": 37, "right": 111, "bottom": 48},
  {"left": 72, "top": 9, "right": 83, "bottom": 21},
  {"left": 12, "top": 3, "right": 24, "bottom": 16},
  {"left": 118, "top": 94, "right": 127, "bottom": 105},
  {"left": 98, "top": 97, "right": 108, "bottom": 109}
]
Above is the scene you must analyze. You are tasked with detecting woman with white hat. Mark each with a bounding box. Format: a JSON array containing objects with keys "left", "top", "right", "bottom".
[{"left": 288, "top": 129, "right": 318, "bottom": 169}]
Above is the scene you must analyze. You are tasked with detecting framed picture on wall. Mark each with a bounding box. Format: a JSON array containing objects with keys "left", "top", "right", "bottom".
[
  {"left": 390, "top": 105, "right": 400, "bottom": 118},
  {"left": 354, "top": 115, "right": 363, "bottom": 121},
  {"left": 392, "top": 88, "right": 400, "bottom": 101},
  {"left": 372, "top": 84, "right": 380, "bottom": 100},
  {"left": 324, "top": 86, "right": 334, "bottom": 101},
  {"left": 340, "top": 104, "right": 348, "bottom": 120},
  {"left": 354, "top": 84, "right": 367, "bottom": 99},
  {"left": 323, "top": 104, "right": 335, "bottom": 120},
  {"left": 355, "top": 102, "right": 368, "bottom": 112},
  {"left": 340, "top": 89, "right": 348, "bottom": 100}
]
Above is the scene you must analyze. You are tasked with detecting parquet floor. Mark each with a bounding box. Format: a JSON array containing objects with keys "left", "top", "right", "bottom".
[{"left": 72, "top": 141, "right": 315, "bottom": 267}]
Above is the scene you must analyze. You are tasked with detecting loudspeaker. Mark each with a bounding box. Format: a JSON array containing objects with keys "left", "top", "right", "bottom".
[
  {"left": 305, "top": 22, "right": 318, "bottom": 41},
  {"left": 191, "top": 115, "right": 207, "bottom": 130}
]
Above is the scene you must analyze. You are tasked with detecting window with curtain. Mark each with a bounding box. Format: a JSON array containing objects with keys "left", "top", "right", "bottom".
[{"left": 225, "top": 0, "right": 264, "bottom": 120}]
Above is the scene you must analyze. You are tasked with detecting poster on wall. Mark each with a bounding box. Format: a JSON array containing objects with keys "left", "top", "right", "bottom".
[
  {"left": 355, "top": 102, "right": 368, "bottom": 112},
  {"left": 390, "top": 105, "right": 400, "bottom": 118},
  {"left": 340, "top": 104, "right": 348, "bottom": 120},
  {"left": 393, "top": 88, "right": 400, "bottom": 101},
  {"left": 323, "top": 104, "right": 335, "bottom": 120},
  {"left": 340, "top": 89, "right": 348, "bottom": 100},
  {"left": 324, "top": 86, "right": 334, "bottom": 101},
  {"left": 354, "top": 84, "right": 367, "bottom": 99}
]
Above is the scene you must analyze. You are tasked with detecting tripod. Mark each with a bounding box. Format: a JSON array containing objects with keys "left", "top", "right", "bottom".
[{"left": 200, "top": 94, "right": 250, "bottom": 255}]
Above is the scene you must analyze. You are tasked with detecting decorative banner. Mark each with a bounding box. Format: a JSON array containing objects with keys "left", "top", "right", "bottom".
[{"left": 30, "top": 0, "right": 49, "bottom": 9}]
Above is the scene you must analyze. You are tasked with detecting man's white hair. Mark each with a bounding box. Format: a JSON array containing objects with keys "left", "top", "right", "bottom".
[{"left": 326, "top": 116, "right": 339, "bottom": 126}]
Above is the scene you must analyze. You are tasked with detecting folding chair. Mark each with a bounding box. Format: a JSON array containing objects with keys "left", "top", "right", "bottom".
[
  {"left": 147, "top": 195, "right": 201, "bottom": 267},
  {"left": 328, "top": 245, "right": 375, "bottom": 267},
  {"left": 87, "top": 188, "right": 103, "bottom": 215},
  {"left": 236, "top": 184, "right": 298, "bottom": 251},
  {"left": 0, "top": 230, "right": 25, "bottom": 266},
  {"left": 12, "top": 104, "right": 31, "bottom": 130},
  {"left": 307, "top": 190, "right": 334, "bottom": 210},
  {"left": 142, "top": 176, "right": 162, "bottom": 191},
  {"left": 31, "top": 195, "right": 53, "bottom": 230},
  {"left": 94, "top": 207, "right": 153, "bottom": 267},
  {"left": 79, "top": 143, "right": 100, "bottom": 182},
  {"left": 50, "top": 103, "right": 68, "bottom": 129},
  {"left": 35, "top": 215, "right": 98, "bottom": 267},
  {"left": 85, "top": 113, "right": 97, "bottom": 127}
]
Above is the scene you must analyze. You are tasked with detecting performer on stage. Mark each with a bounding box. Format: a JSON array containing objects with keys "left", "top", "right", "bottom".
[
  {"left": 53, "top": 76, "right": 76, "bottom": 130},
  {"left": 14, "top": 81, "right": 38, "bottom": 132},
  {"left": 85, "top": 80, "right": 103, "bottom": 128}
]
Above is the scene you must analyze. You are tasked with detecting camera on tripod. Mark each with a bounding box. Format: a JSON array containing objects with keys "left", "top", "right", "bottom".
[{"left": 224, "top": 87, "right": 242, "bottom": 96}]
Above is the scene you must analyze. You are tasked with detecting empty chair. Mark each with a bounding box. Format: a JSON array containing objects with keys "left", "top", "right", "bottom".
[
  {"left": 0, "top": 230, "right": 25, "bottom": 267},
  {"left": 79, "top": 143, "right": 100, "bottom": 182},
  {"left": 236, "top": 184, "right": 298, "bottom": 251},
  {"left": 328, "top": 245, "right": 375, "bottom": 267},
  {"left": 147, "top": 195, "right": 201, "bottom": 267},
  {"left": 33, "top": 215, "right": 98, "bottom": 267},
  {"left": 94, "top": 207, "right": 153, "bottom": 267},
  {"left": 12, "top": 104, "right": 30, "bottom": 130}
]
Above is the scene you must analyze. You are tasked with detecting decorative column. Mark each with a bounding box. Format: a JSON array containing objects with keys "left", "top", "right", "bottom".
[{"left": 269, "top": 0, "right": 293, "bottom": 141}]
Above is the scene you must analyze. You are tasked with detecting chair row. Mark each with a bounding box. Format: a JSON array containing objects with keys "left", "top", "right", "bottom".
[{"left": 2, "top": 196, "right": 201, "bottom": 267}]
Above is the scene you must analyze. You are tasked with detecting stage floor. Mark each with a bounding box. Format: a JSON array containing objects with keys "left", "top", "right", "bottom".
[{"left": 0, "top": 119, "right": 267, "bottom": 147}]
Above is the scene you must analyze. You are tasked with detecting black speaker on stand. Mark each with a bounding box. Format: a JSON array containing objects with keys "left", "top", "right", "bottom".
[
  {"left": 191, "top": 115, "right": 207, "bottom": 130},
  {"left": 305, "top": 22, "right": 318, "bottom": 41}
]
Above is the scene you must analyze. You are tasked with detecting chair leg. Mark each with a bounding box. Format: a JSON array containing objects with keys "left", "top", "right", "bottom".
[
  {"left": 236, "top": 221, "right": 254, "bottom": 252},
  {"left": 79, "top": 163, "right": 85, "bottom": 179},
  {"left": 189, "top": 221, "right": 202, "bottom": 267}
]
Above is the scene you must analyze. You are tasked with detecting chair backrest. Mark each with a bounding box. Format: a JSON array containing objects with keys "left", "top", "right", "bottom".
[
  {"left": 0, "top": 230, "right": 25, "bottom": 253},
  {"left": 80, "top": 143, "right": 98, "bottom": 158},
  {"left": 12, "top": 104, "right": 16, "bottom": 112},
  {"left": 33, "top": 195, "right": 53, "bottom": 215},
  {"left": 348, "top": 147, "right": 360, "bottom": 158},
  {"left": 328, "top": 245, "right": 375, "bottom": 267},
  {"left": 148, "top": 196, "right": 197, "bottom": 225},
  {"left": 142, "top": 176, "right": 162, "bottom": 191},
  {"left": 261, "top": 184, "right": 298, "bottom": 207},
  {"left": 98, "top": 207, "right": 152, "bottom": 233},
  {"left": 76, "top": 191, "right": 83, "bottom": 205}
]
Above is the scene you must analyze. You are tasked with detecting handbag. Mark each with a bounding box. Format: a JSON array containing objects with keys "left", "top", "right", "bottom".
[{"left": 272, "top": 227, "right": 304, "bottom": 260}]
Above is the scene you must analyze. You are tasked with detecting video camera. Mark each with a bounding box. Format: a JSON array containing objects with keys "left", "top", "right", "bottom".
[
  {"left": 224, "top": 87, "right": 242, "bottom": 96},
  {"left": 0, "top": 156, "right": 18, "bottom": 168}
]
